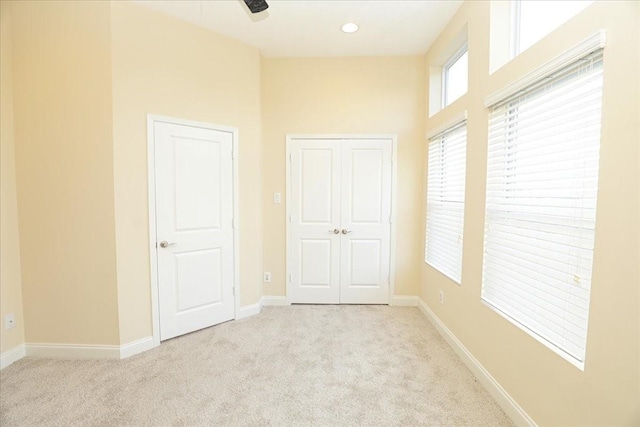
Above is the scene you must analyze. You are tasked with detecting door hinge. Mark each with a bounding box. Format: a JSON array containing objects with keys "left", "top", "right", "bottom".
[
  {"left": 232, "top": 218, "right": 235, "bottom": 229},
  {"left": 389, "top": 215, "right": 392, "bottom": 224},
  {"left": 388, "top": 275, "right": 391, "bottom": 284},
  {"left": 232, "top": 148, "right": 235, "bottom": 159},
  {"left": 233, "top": 286, "right": 236, "bottom": 296},
  {"left": 289, "top": 214, "right": 292, "bottom": 223},
  {"left": 288, "top": 273, "right": 292, "bottom": 283},
  {"left": 289, "top": 153, "right": 292, "bottom": 162}
]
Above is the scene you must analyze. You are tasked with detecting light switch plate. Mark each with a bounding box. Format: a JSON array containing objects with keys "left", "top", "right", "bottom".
[{"left": 273, "top": 193, "right": 281, "bottom": 204}]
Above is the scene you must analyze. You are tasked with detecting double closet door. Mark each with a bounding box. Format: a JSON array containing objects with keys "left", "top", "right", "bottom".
[{"left": 288, "top": 137, "right": 394, "bottom": 304}]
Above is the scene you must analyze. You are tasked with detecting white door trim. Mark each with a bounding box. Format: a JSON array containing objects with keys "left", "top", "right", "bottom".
[
  {"left": 147, "top": 114, "right": 240, "bottom": 347},
  {"left": 285, "top": 134, "right": 398, "bottom": 304}
]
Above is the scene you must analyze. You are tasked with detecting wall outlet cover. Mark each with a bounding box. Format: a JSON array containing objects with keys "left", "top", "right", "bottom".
[{"left": 5, "top": 313, "right": 16, "bottom": 330}]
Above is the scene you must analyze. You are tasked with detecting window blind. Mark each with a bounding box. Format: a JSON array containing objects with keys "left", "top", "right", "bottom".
[
  {"left": 482, "top": 49, "right": 604, "bottom": 367},
  {"left": 426, "top": 123, "right": 467, "bottom": 284}
]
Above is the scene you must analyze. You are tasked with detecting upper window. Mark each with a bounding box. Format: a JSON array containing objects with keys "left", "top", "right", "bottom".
[
  {"left": 511, "top": 0, "right": 594, "bottom": 56},
  {"left": 443, "top": 46, "right": 468, "bottom": 107},
  {"left": 490, "top": 0, "right": 594, "bottom": 73},
  {"left": 425, "top": 121, "right": 467, "bottom": 284},
  {"left": 482, "top": 49, "right": 604, "bottom": 369}
]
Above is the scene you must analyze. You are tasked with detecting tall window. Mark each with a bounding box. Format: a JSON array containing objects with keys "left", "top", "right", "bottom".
[
  {"left": 443, "top": 45, "right": 468, "bottom": 107},
  {"left": 482, "top": 49, "right": 604, "bottom": 368},
  {"left": 426, "top": 121, "right": 467, "bottom": 284}
]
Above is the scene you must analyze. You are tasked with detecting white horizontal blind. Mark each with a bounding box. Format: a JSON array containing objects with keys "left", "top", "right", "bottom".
[
  {"left": 482, "top": 50, "right": 604, "bottom": 366},
  {"left": 426, "top": 123, "right": 467, "bottom": 284}
]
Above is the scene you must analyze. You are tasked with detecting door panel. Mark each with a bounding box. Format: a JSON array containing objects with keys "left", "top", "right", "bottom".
[
  {"left": 300, "top": 149, "right": 334, "bottom": 224},
  {"left": 174, "top": 139, "right": 222, "bottom": 230},
  {"left": 300, "top": 239, "right": 333, "bottom": 287},
  {"left": 155, "top": 121, "right": 235, "bottom": 340},
  {"left": 340, "top": 140, "right": 392, "bottom": 304},
  {"left": 350, "top": 149, "right": 384, "bottom": 223},
  {"left": 348, "top": 240, "right": 381, "bottom": 287},
  {"left": 289, "top": 141, "right": 341, "bottom": 303},
  {"left": 175, "top": 249, "right": 222, "bottom": 311},
  {"left": 289, "top": 137, "right": 393, "bottom": 304}
]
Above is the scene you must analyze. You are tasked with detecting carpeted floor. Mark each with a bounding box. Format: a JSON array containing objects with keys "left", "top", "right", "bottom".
[{"left": 0, "top": 305, "right": 512, "bottom": 426}]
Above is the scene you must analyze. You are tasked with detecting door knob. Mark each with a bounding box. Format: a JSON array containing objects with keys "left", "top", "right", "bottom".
[
  {"left": 341, "top": 229, "right": 352, "bottom": 234},
  {"left": 329, "top": 229, "right": 340, "bottom": 234},
  {"left": 159, "top": 241, "right": 176, "bottom": 248}
]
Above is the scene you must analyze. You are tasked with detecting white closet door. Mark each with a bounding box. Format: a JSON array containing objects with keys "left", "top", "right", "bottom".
[
  {"left": 339, "top": 140, "right": 392, "bottom": 304},
  {"left": 288, "top": 137, "right": 393, "bottom": 304},
  {"left": 289, "top": 140, "right": 342, "bottom": 303},
  {"left": 154, "top": 121, "right": 235, "bottom": 340}
]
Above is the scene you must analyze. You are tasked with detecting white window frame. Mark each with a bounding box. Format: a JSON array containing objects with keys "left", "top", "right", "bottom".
[
  {"left": 442, "top": 44, "right": 468, "bottom": 107},
  {"left": 425, "top": 112, "right": 468, "bottom": 285},
  {"left": 482, "top": 33, "right": 606, "bottom": 370},
  {"left": 510, "top": 0, "right": 522, "bottom": 58}
]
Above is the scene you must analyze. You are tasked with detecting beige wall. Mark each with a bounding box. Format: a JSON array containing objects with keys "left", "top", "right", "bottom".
[
  {"left": 9, "top": 0, "right": 120, "bottom": 345},
  {"left": 261, "top": 57, "right": 425, "bottom": 298},
  {"left": 0, "top": 1, "right": 25, "bottom": 353},
  {"left": 110, "top": 2, "right": 263, "bottom": 344},
  {"left": 421, "top": 1, "right": 640, "bottom": 425}
]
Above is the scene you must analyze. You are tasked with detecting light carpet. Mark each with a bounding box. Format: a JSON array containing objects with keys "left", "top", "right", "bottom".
[{"left": 0, "top": 305, "right": 512, "bottom": 426}]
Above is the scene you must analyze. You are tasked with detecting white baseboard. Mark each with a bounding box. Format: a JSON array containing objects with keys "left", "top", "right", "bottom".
[
  {"left": 120, "top": 336, "right": 155, "bottom": 359},
  {"left": 1, "top": 344, "right": 26, "bottom": 370},
  {"left": 24, "top": 337, "right": 157, "bottom": 361},
  {"left": 25, "top": 342, "right": 121, "bottom": 360},
  {"left": 261, "top": 296, "right": 290, "bottom": 306},
  {"left": 416, "top": 298, "right": 536, "bottom": 427},
  {"left": 236, "top": 301, "right": 262, "bottom": 320},
  {"left": 391, "top": 295, "right": 418, "bottom": 306}
]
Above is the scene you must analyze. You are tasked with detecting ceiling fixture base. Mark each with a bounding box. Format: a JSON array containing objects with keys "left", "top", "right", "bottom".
[{"left": 243, "top": 0, "right": 269, "bottom": 14}]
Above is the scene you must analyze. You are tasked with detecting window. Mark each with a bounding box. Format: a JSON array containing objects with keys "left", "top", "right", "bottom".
[
  {"left": 443, "top": 45, "right": 468, "bottom": 106},
  {"left": 490, "top": 1, "right": 594, "bottom": 72},
  {"left": 425, "top": 120, "right": 467, "bottom": 284},
  {"left": 511, "top": 0, "right": 594, "bottom": 56},
  {"left": 482, "top": 48, "right": 604, "bottom": 369},
  {"left": 430, "top": 27, "right": 468, "bottom": 116}
]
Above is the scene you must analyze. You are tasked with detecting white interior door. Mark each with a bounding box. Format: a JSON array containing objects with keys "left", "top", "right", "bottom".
[
  {"left": 340, "top": 140, "right": 392, "bottom": 304},
  {"left": 289, "top": 137, "right": 393, "bottom": 304},
  {"left": 154, "top": 121, "right": 235, "bottom": 341},
  {"left": 289, "top": 140, "right": 342, "bottom": 303}
]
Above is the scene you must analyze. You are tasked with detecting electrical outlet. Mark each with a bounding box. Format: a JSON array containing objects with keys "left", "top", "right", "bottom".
[
  {"left": 264, "top": 272, "right": 271, "bottom": 283},
  {"left": 273, "top": 193, "right": 282, "bottom": 204},
  {"left": 5, "top": 313, "right": 15, "bottom": 330},
  {"left": 439, "top": 290, "right": 444, "bottom": 305}
]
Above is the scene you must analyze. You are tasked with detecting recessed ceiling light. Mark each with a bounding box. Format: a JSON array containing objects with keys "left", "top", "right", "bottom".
[{"left": 341, "top": 23, "right": 359, "bottom": 34}]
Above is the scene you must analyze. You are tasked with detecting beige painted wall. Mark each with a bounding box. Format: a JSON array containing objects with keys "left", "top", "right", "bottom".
[
  {"left": 10, "top": 0, "right": 120, "bottom": 345},
  {"left": 421, "top": 1, "right": 640, "bottom": 425},
  {"left": 0, "top": 1, "right": 25, "bottom": 354},
  {"left": 261, "top": 57, "right": 425, "bottom": 297},
  {"left": 110, "top": 2, "right": 263, "bottom": 344}
]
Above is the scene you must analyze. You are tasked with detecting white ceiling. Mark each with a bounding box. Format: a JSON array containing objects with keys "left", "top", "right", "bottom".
[{"left": 134, "top": 0, "right": 463, "bottom": 57}]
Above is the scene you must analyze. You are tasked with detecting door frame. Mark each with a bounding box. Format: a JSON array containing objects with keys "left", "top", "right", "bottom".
[
  {"left": 285, "top": 134, "right": 398, "bottom": 305},
  {"left": 147, "top": 114, "right": 240, "bottom": 346}
]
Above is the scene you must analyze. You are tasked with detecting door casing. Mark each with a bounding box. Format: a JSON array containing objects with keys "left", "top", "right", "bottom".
[
  {"left": 285, "top": 134, "right": 398, "bottom": 304},
  {"left": 147, "top": 114, "right": 240, "bottom": 347}
]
